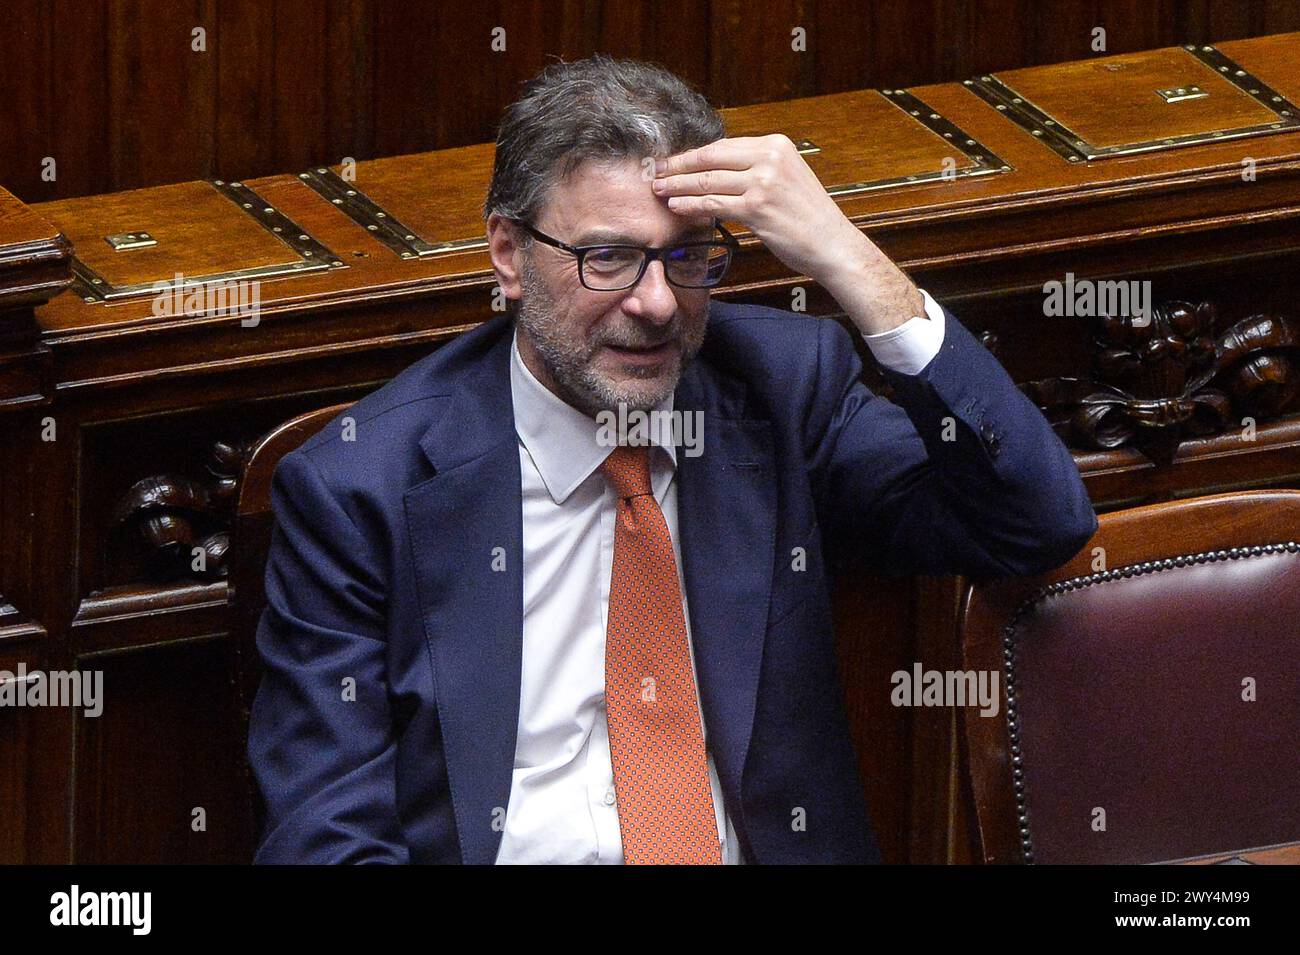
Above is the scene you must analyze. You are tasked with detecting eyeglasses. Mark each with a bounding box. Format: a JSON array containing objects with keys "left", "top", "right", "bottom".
[{"left": 511, "top": 218, "right": 739, "bottom": 291}]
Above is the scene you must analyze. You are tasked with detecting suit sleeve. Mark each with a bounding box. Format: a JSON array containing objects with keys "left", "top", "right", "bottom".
[
  {"left": 807, "top": 303, "right": 1097, "bottom": 579},
  {"left": 246, "top": 448, "right": 409, "bottom": 863}
]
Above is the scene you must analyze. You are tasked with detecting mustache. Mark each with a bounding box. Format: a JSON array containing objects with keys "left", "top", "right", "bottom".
[{"left": 592, "top": 323, "right": 681, "bottom": 350}]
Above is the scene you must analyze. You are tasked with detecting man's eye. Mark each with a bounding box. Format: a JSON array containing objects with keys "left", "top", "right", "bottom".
[{"left": 587, "top": 248, "right": 640, "bottom": 270}]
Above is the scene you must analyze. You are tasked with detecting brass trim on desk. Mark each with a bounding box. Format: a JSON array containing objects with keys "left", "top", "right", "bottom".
[
  {"left": 967, "top": 45, "right": 1300, "bottom": 163},
  {"left": 298, "top": 166, "right": 471, "bottom": 259},
  {"left": 71, "top": 179, "right": 344, "bottom": 303},
  {"left": 299, "top": 92, "right": 1010, "bottom": 260},
  {"left": 821, "top": 89, "right": 1013, "bottom": 198}
]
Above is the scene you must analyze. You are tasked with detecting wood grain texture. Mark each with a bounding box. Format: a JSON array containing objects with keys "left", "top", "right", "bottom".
[{"left": 4, "top": 0, "right": 1300, "bottom": 201}]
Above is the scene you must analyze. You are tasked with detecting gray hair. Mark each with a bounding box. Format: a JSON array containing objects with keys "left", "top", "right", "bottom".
[{"left": 483, "top": 54, "right": 725, "bottom": 239}]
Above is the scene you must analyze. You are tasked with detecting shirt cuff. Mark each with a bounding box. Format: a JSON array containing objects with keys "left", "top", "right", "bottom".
[{"left": 860, "top": 288, "right": 946, "bottom": 376}]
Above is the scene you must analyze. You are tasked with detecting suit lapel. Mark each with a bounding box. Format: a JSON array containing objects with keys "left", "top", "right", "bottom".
[
  {"left": 675, "top": 360, "right": 775, "bottom": 817},
  {"left": 403, "top": 321, "right": 523, "bottom": 865}
]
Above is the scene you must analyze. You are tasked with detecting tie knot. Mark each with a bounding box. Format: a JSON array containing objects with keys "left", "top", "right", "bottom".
[{"left": 600, "top": 443, "right": 653, "bottom": 500}]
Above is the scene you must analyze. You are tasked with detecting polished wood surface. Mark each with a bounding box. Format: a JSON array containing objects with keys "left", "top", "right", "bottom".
[
  {"left": 39, "top": 182, "right": 299, "bottom": 288},
  {"left": 4, "top": 1, "right": 1300, "bottom": 204},
  {"left": 997, "top": 46, "right": 1281, "bottom": 146}
]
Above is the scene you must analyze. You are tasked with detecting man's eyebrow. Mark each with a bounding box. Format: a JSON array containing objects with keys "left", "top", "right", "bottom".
[{"left": 574, "top": 225, "right": 716, "bottom": 245}]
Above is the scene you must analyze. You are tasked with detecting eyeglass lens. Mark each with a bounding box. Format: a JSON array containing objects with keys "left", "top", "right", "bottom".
[{"left": 581, "top": 244, "right": 731, "bottom": 289}]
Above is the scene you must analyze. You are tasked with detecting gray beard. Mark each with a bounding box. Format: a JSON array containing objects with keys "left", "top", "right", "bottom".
[{"left": 514, "top": 250, "right": 707, "bottom": 417}]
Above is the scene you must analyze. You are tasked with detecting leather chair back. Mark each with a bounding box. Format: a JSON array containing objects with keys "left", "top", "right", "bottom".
[{"left": 961, "top": 490, "right": 1300, "bottom": 863}]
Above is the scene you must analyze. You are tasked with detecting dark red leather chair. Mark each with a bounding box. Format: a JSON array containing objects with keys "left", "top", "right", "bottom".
[{"left": 960, "top": 490, "right": 1300, "bottom": 863}]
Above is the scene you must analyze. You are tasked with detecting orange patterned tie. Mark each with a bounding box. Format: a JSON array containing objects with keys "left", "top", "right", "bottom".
[{"left": 600, "top": 443, "right": 722, "bottom": 865}]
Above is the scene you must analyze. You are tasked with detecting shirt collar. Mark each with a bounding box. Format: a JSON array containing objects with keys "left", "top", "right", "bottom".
[{"left": 510, "top": 325, "right": 677, "bottom": 506}]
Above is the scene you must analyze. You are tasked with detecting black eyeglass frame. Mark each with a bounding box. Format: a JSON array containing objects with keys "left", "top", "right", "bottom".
[{"left": 510, "top": 217, "right": 740, "bottom": 291}]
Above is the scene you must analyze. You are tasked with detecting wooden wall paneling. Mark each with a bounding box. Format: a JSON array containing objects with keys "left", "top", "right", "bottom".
[
  {"left": 475, "top": 0, "right": 600, "bottom": 143},
  {"left": 0, "top": 182, "right": 72, "bottom": 862},
  {"left": 1100, "top": 0, "right": 1170, "bottom": 51},
  {"left": 49, "top": 0, "right": 112, "bottom": 202},
  {"left": 0, "top": 402, "right": 72, "bottom": 866},
  {"left": 8, "top": 1, "right": 1300, "bottom": 202},
  {"left": 1182, "top": 0, "right": 1300, "bottom": 40},
  {"left": 107, "top": 0, "right": 217, "bottom": 191},
  {"left": 806, "top": 0, "right": 889, "bottom": 96},
  {"left": 613, "top": 0, "right": 714, "bottom": 89},
  {"left": 267, "top": 1, "right": 332, "bottom": 176},
  {"left": 26, "top": 404, "right": 82, "bottom": 862},
  {"left": 0, "top": 674, "right": 33, "bottom": 859},
  {"left": 214, "top": 0, "right": 277, "bottom": 181},
  {"left": 0, "top": 637, "right": 43, "bottom": 862},
  {"left": 848, "top": 0, "right": 943, "bottom": 93},
  {"left": 1031, "top": 1, "right": 1107, "bottom": 64},
  {"left": 959, "top": 0, "right": 1033, "bottom": 76},
  {"left": 373, "top": 0, "right": 488, "bottom": 156},
  {"left": 1262, "top": 0, "right": 1300, "bottom": 33},
  {"left": 587, "top": 0, "right": 655, "bottom": 56},
  {"left": 907, "top": 576, "right": 966, "bottom": 864},
  {"left": 370, "top": 0, "right": 439, "bottom": 157},
  {"left": 325, "top": 0, "right": 376, "bottom": 166},
  {"left": 0, "top": 3, "right": 49, "bottom": 204},
  {"left": 213, "top": 0, "right": 377, "bottom": 185},
  {"left": 71, "top": 638, "right": 251, "bottom": 863},
  {"left": 709, "top": 0, "right": 809, "bottom": 106}
]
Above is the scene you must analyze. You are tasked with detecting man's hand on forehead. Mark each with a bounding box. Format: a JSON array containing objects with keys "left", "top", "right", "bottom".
[
  {"left": 649, "top": 134, "right": 867, "bottom": 286},
  {"left": 650, "top": 134, "right": 924, "bottom": 336}
]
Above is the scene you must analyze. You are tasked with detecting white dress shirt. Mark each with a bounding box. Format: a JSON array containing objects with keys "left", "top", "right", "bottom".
[{"left": 494, "top": 289, "right": 947, "bottom": 864}]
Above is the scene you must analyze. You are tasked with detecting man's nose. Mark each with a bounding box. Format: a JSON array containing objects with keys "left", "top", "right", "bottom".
[{"left": 628, "top": 260, "right": 679, "bottom": 324}]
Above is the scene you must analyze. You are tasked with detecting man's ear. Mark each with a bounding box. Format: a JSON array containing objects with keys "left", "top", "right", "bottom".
[{"left": 486, "top": 213, "right": 525, "bottom": 304}]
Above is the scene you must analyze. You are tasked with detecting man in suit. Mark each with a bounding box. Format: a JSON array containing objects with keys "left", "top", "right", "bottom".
[{"left": 247, "top": 55, "right": 1096, "bottom": 864}]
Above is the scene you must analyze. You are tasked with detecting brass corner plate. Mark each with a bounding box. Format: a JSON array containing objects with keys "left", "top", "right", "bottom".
[
  {"left": 105, "top": 231, "right": 157, "bottom": 251},
  {"left": 967, "top": 44, "right": 1300, "bottom": 163},
  {"left": 71, "top": 180, "right": 345, "bottom": 304}
]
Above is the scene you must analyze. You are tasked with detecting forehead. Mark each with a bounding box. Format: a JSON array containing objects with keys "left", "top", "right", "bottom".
[{"left": 539, "top": 156, "right": 715, "bottom": 244}]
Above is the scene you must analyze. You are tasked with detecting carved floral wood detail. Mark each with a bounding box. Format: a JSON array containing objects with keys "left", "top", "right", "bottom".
[
  {"left": 110, "top": 438, "right": 253, "bottom": 582},
  {"left": 1021, "top": 301, "right": 1300, "bottom": 465}
]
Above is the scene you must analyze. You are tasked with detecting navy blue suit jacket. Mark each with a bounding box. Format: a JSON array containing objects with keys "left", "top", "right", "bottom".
[{"left": 247, "top": 300, "right": 1097, "bottom": 864}]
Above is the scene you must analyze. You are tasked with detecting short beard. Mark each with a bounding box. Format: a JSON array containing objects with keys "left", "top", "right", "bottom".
[{"left": 514, "top": 247, "right": 707, "bottom": 417}]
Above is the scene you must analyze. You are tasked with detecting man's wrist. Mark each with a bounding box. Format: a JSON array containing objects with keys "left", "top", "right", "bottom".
[
  {"left": 814, "top": 228, "right": 925, "bottom": 336},
  {"left": 861, "top": 289, "right": 946, "bottom": 375}
]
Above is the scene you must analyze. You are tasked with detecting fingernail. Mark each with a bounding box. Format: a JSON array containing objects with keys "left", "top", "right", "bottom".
[
  {"left": 654, "top": 160, "right": 666, "bottom": 174},
  {"left": 652, "top": 179, "right": 665, "bottom": 191}
]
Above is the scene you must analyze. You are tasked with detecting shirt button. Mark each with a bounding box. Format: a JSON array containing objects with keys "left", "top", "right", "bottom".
[{"left": 604, "top": 788, "right": 616, "bottom": 806}]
